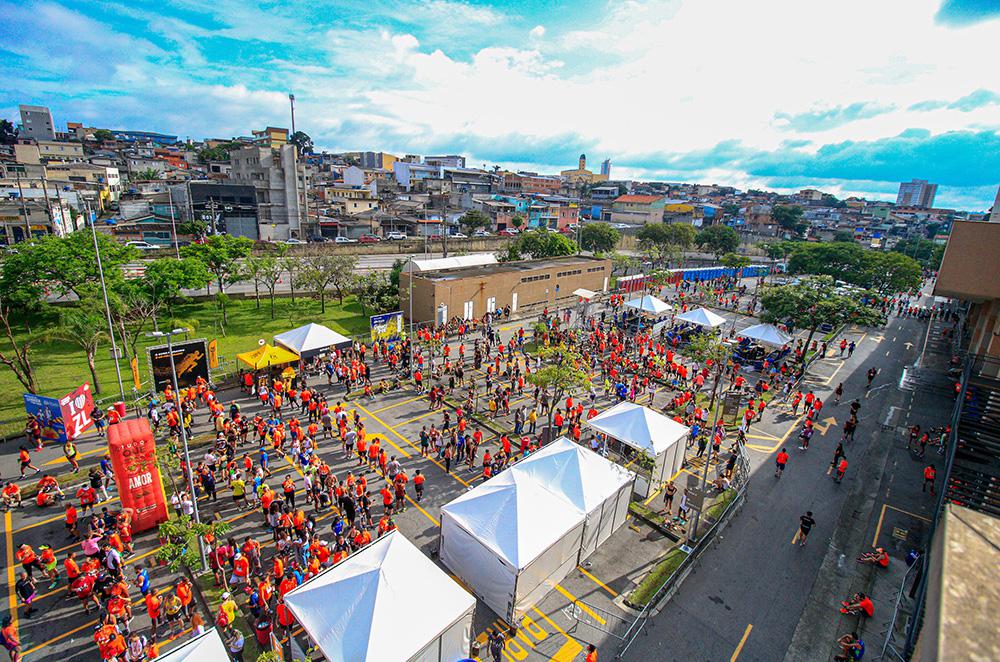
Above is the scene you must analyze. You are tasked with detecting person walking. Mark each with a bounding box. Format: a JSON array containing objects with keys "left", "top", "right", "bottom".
[
  {"left": 831, "top": 443, "right": 845, "bottom": 473},
  {"left": 487, "top": 629, "right": 505, "bottom": 662},
  {"left": 834, "top": 383, "right": 844, "bottom": 403},
  {"left": 922, "top": 465, "right": 936, "bottom": 495},
  {"left": 775, "top": 448, "right": 789, "bottom": 478},
  {"left": 661, "top": 481, "right": 677, "bottom": 513},
  {"left": 797, "top": 511, "right": 816, "bottom": 547}
]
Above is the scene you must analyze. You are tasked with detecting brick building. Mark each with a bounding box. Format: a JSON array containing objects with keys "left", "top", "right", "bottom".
[{"left": 401, "top": 255, "right": 611, "bottom": 324}]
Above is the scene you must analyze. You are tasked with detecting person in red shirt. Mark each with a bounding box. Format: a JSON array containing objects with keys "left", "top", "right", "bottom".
[
  {"left": 70, "top": 572, "right": 98, "bottom": 613},
  {"left": 412, "top": 470, "right": 425, "bottom": 502},
  {"left": 774, "top": 448, "right": 789, "bottom": 478},
  {"left": 840, "top": 592, "right": 874, "bottom": 618}
]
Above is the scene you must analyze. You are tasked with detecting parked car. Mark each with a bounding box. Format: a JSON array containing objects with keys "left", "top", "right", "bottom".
[
  {"left": 450, "top": 232, "right": 468, "bottom": 239},
  {"left": 333, "top": 236, "right": 357, "bottom": 244},
  {"left": 359, "top": 234, "right": 382, "bottom": 243},
  {"left": 472, "top": 229, "right": 491, "bottom": 237},
  {"left": 427, "top": 233, "right": 444, "bottom": 240},
  {"left": 498, "top": 228, "right": 520, "bottom": 236},
  {"left": 125, "top": 240, "right": 158, "bottom": 251},
  {"left": 385, "top": 231, "right": 408, "bottom": 240},
  {"left": 559, "top": 226, "right": 576, "bottom": 235},
  {"left": 283, "top": 238, "right": 307, "bottom": 245}
]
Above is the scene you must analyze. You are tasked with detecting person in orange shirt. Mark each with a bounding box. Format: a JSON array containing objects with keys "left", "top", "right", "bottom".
[
  {"left": 1, "top": 615, "right": 21, "bottom": 662},
  {"left": 145, "top": 590, "right": 163, "bottom": 639},
  {"left": 15, "top": 544, "right": 43, "bottom": 578}
]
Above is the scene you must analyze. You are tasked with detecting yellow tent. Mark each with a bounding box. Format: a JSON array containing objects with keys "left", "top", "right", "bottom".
[{"left": 236, "top": 344, "right": 300, "bottom": 370}]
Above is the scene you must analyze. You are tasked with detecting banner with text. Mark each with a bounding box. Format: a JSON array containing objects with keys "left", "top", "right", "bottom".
[
  {"left": 147, "top": 339, "right": 210, "bottom": 391},
  {"left": 370, "top": 311, "right": 404, "bottom": 344}
]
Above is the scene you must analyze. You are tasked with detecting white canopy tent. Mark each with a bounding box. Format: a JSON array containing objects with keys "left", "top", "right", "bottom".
[
  {"left": 624, "top": 294, "right": 672, "bottom": 315},
  {"left": 738, "top": 323, "right": 792, "bottom": 348},
  {"left": 157, "top": 629, "right": 230, "bottom": 662},
  {"left": 274, "top": 322, "right": 352, "bottom": 357},
  {"left": 510, "top": 437, "right": 635, "bottom": 559},
  {"left": 284, "top": 531, "right": 475, "bottom": 662},
  {"left": 675, "top": 306, "right": 727, "bottom": 329},
  {"left": 440, "top": 469, "right": 585, "bottom": 623},
  {"left": 587, "top": 401, "right": 690, "bottom": 498}
]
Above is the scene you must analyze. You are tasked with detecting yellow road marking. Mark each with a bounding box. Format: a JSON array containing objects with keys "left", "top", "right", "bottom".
[
  {"left": 403, "top": 493, "right": 440, "bottom": 526},
  {"left": 4, "top": 512, "right": 17, "bottom": 636},
  {"left": 43, "top": 447, "right": 104, "bottom": 466},
  {"left": 14, "top": 495, "right": 122, "bottom": 533},
  {"left": 531, "top": 607, "right": 584, "bottom": 662},
  {"left": 731, "top": 623, "right": 753, "bottom": 661},
  {"left": 643, "top": 466, "right": 685, "bottom": 505},
  {"left": 397, "top": 409, "right": 441, "bottom": 426},
  {"left": 554, "top": 582, "right": 606, "bottom": 625},
  {"left": 578, "top": 565, "right": 617, "bottom": 597},
  {"left": 371, "top": 394, "right": 425, "bottom": 413}
]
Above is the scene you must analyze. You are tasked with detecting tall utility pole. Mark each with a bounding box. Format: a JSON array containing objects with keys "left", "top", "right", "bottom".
[
  {"left": 288, "top": 93, "right": 296, "bottom": 136},
  {"left": 166, "top": 186, "right": 180, "bottom": 258},
  {"left": 86, "top": 199, "right": 127, "bottom": 401}
]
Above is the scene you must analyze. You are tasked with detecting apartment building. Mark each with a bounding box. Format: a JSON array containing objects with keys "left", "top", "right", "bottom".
[
  {"left": 610, "top": 194, "right": 666, "bottom": 225},
  {"left": 18, "top": 105, "right": 55, "bottom": 141},
  {"left": 228, "top": 144, "right": 307, "bottom": 240}
]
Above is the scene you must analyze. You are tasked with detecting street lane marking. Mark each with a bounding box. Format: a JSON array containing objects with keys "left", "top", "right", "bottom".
[
  {"left": 553, "top": 582, "right": 606, "bottom": 625},
  {"left": 872, "top": 503, "right": 931, "bottom": 547},
  {"left": 531, "top": 607, "right": 584, "bottom": 662},
  {"left": 731, "top": 623, "right": 753, "bottom": 661},
  {"left": 14, "top": 495, "right": 121, "bottom": 533},
  {"left": 370, "top": 394, "right": 425, "bottom": 413},
  {"left": 578, "top": 565, "right": 618, "bottom": 597},
  {"left": 43, "top": 447, "right": 104, "bottom": 466},
  {"left": 4, "top": 512, "right": 17, "bottom": 636}
]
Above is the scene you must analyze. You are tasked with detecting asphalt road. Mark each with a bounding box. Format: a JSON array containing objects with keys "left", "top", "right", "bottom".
[{"left": 625, "top": 294, "right": 938, "bottom": 661}]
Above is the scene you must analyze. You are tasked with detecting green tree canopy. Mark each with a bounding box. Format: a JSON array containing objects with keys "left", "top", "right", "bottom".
[
  {"left": 696, "top": 225, "right": 740, "bottom": 256},
  {"left": 720, "top": 253, "right": 751, "bottom": 269},
  {"left": 92, "top": 129, "right": 113, "bottom": 142},
  {"left": 131, "top": 168, "right": 161, "bottom": 181},
  {"left": 501, "top": 229, "right": 577, "bottom": 261},
  {"left": 289, "top": 131, "right": 313, "bottom": 154},
  {"left": 771, "top": 204, "right": 807, "bottom": 237},
  {"left": 579, "top": 222, "right": 620, "bottom": 253},
  {"left": 47, "top": 307, "right": 108, "bottom": 394},
  {"left": 892, "top": 237, "right": 944, "bottom": 269},
  {"left": 786, "top": 242, "right": 921, "bottom": 293},
  {"left": 142, "top": 257, "right": 213, "bottom": 311},
  {"left": 832, "top": 230, "right": 856, "bottom": 243},
  {"left": 181, "top": 234, "right": 253, "bottom": 293},
  {"left": 861, "top": 251, "right": 922, "bottom": 294},
  {"left": 458, "top": 210, "right": 491, "bottom": 234},
  {"left": 526, "top": 347, "right": 591, "bottom": 431}
]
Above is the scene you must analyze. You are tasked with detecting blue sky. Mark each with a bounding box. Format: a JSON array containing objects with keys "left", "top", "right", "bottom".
[{"left": 2, "top": 0, "right": 998, "bottom": 210}]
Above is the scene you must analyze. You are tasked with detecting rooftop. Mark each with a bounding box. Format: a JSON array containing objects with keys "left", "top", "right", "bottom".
[
  {"left": 418, "top": 255, "right": 606, "bottom": 281},
  {"left": 615, "top": 194, "right": 663, "bottom": 204}
]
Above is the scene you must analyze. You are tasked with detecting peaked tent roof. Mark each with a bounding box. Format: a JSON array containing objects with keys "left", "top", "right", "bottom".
[
  {"left": 586, "top": 401, "right": 689, "bottom": 455},
  {"left": 441, "top": 470, "right": 584, "bottom": 569},
  {"left": 674, "top": 306, "right": 727, "bottom": 329},
  {"left": 284, "top": 531, "right": 475, "bottom": 662},
  {"left": 739, "top": 323, "right": 792, "bottom": 348},
  {"left": 158, "top": 629, "right": 230, "bottom": 662},
  {"left": 235, "top": 343, "right": 300, "bottom": 369},
  {"left": 510, "top": 437, "right": 633, "bottom": 513},
  {"left": 624, "top": 294, "right": 672, "bottom": 315},
  {"left": 274, "top": 323, "right": 351, "bottom": 354}
]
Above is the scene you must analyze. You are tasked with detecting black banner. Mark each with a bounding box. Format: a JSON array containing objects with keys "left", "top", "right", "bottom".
[{"left": 147, "top": 339, "right": 210, "bottom": 391}]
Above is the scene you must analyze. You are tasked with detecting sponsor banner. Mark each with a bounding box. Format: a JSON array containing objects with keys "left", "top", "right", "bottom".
[
  {"left": 60, "top": 382, "right": 95, "bottom": 440},
  {"left": 23, "top": 393, "right": 68, "bottom": 443},
  {"left": 147, "top": 339, "right": 209, "bottom": 391},
  {"left": 370, "top": 311, "right": 404, "bottom": 344},
  {"left": 107, "top": 418, "right": 168, "bottom": 533}
]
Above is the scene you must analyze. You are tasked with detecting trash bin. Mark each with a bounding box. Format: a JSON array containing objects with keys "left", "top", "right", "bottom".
[{"left": 113, "top": 401, "right": 126, "bottom": 418}]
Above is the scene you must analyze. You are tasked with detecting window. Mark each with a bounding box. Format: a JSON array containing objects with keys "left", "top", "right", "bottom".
[
  {"left": 556, "top": 269, "right": 582, "bottom": 277},
  {"left": 520, "top": 274, "right": 551, "bottom": 283},
  {"left": 587, "top": 266, "right": 605, "bottom": 273}
]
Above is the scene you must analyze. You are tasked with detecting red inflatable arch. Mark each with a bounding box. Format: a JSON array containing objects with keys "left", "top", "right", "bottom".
[{"left": 107, "top": 418, "right": 169, "bottom": 533}]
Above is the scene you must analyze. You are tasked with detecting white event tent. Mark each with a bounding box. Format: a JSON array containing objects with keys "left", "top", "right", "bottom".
[
  {"left": 284, "top": 531, "right": 475, "bottom": 662},
  {"left": 587, "top": 401, "right": 690, "bottom": 498},
  {"left": 624, "top": 294, "right": 672, "bottom": 315},
  {"left": 440, "top": 440, "right": 635, "bottom": 622},
  {"left": 157, "top": 629, "right": 230, "bottom": 662},
  {"left": 739, "top": 323, "right": 792, "bottom": 348},
  {"left": 274, "top": 322, "right": 352, "bottom": 357},
  {"left": 675, "top": 306, "right": 727, "bottom": 329}
]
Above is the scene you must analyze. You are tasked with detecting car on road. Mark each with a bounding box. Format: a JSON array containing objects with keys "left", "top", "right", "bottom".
[
  {"left": 385, "top": 231, "right": 408, "bottom": 240},
  {"left": 450, "top": 232, "right": 468, "bottom": 239},
  {"left": 333, "top": 236, "right": 357, "bottom": 244},
  {"left": 472, "top": 229, "right": 491, "bottom": 237},
  {"left": 125, "top": 240, "right": 158, "bottom": 251},
  {"left": 284, "top": 238, "right": 307, "bottom": 245},
  {"left": 612, "top": 223, "right": 631, "bottom": 229},
  {"left": 427, "top": 233, "right": 444, "bottom": 240},
  {"left": 358, "top": 234, "right": 381, "bottom": 243},
  {"left": 498, "top": 228, "right": 520, "bottom": 236}
]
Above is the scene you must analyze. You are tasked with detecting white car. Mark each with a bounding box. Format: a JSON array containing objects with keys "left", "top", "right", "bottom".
[
  {"left": 473, "top": 229, "right": 491, "bottom": 237},
  {"left": 385, "top": 231, "right": 408, "bottom": 240},
  {"left": 125, "top": 240, "right": 158, "bottom": 251},
  {"left": 283, "top": 238, "right": 307, "bottom": 245},
  {"left": 333, "top": 236, "right": 357, "bottom": 244},
  {"left": 450, "top": 232, "right": 468, "bottom": 239}
]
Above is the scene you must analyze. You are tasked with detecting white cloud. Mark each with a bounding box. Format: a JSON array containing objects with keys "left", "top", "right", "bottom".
[{"left": 530, "top": 25, "right": 546, "bottom": 38}]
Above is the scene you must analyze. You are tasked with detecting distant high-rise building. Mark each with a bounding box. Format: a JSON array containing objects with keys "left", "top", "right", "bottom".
[
  {"left": 578, "top": 154, "right": 586, "bottom": 170},
  {"left": 896, "top": 179, "right": 937, "bottom": 208},
  {"left": 18, "top": 104, "right": 56, "bottom": 141},
  {"left": 989, "top": 185, "right": 1000, "bottom": 223},
  {"left": 600, "top": 158, "right": 611, "bottom": 177}
]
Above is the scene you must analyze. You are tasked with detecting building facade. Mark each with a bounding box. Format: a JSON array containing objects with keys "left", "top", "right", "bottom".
[
  {"left": 897, "top": 179, "right": 938, "bottom": 208},
  {"left": 610, "top": 194, "right": 666, "bottom": 225},
  {"left": 18, "top": 105, "right": 55, "bottom": 141},
  {"left": 228, "top": 144, "right": 306, "bottom": 240},
  {"left": 401, "top": 255, "right": 612, "bottom": 324},
  {"left": 424, "top": 155, "right": 466, "bottom": 168}
]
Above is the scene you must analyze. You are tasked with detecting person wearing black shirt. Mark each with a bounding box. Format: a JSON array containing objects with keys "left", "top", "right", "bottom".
[{"left": 798, "top": 511, "right": 816, "bottom": 547}]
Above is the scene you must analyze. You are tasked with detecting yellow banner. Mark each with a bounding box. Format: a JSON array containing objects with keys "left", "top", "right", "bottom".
[
  {"left": 208, "top": 339, "right": 219, "bottom": 369},
  {"left": 130, "top": 356, "right": 141, "bottom": 389}
]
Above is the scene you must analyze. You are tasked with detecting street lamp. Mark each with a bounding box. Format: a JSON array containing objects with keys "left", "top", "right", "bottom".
[
  {"left": 147, "top": 327, "right": 208, "bottom": 572},
  {"left": 86, "top": 200, "right": 127, "bottom": 402}
]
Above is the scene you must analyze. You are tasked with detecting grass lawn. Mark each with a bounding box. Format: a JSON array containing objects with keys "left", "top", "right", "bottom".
[
  {"left": 0, "top": 294, "right": 371, "bottom": 428},
  {"left": 626, "top": 546, "right": 689, "bottom": 609}
]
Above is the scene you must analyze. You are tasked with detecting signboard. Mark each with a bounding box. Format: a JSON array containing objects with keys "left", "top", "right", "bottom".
[
  {"left": 130, "top": 356, "right": 141, "bottom": 389},
  {"left": 370, "top": 312, "right": 404, "bottom": 344},
  {"left": 208, "top": 339, "right": 219, "bottom": 369},
  {"left": 721, "top": 391, "right": 742, "bottom": 422},
  {"left": 147, "top": 339, "right": 209, "bottom": 391},
  {"left": 23, "top": 382, "right": 95, "bottom": 443},
  {"left": 23, "top": 393, "right": 68, "bottom": 444},
  {"left": 60, "top": 382, "right": 95, "bottom": 441},
  {"left": 107, "top": 418, "right": 168, "bottom": 533}
]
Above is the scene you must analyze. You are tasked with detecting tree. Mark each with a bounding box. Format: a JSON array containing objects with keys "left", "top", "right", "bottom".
[
  {"left": 107, "top": 283, "right": 163, "bottom": 361},
  {"left": 215, "top": 292, "right": 231, "bottom": 328},
  {"left": 721, "top": 203, "right": 741, "bottom": 218},
  {"left": 512, "top": 229, "right": 576, "bottom": 259},
  {"left": 458, "top": 210, "right": 491, "bottom": 235},
  {"left": 92, "top": 129, "right": 113, "bottom": 143},
  {"left": 686, "top": 332, "right": 731, "bottom": 411},
  {"left": 787, "top": 241, "right": 864, "bottom": 278},
  {"left": 131, "top": 168, "right": 161, "bottom": 181},
  {"left": 637, "top": 223, "right": 672, "bottom": 250},
  {"left": 289, "top": 131, "right": 313, "bottom": 155},
  {"left": 892, "top": 237, "right": 941, "bottom": 268},
  {"left": 720, "top": 253, "right": 751, "bottom": 269},
  {"left": 665, "top": 223, "right": 697, "bottom": 250},
  {"left": 0, "top": 119, "right": 17, "bottom": 145},
  {"left": 181, "top": 234, "right": 253, "bottom": 294},
  {"left": 696, "top": 225, "right": 740, "bottom": 257},
  {"left": 511, "top": 215, "right": 525, "bottom": 231},
  {"left": 352, "top": 272, "right": 397, "bottom": 317},
  {"left": 579, "top": 222, "right": 620, "bottom": 253},
  {"left": 861, "top": 251, "right": 921, "bottom": 294},
  {"left": 157, "top": 515, "right": 231, "bottom": 572},
  {"left": 177, "top": 218, "right": 208, "bottom": 239},
  {"left": 771, "top": 205, "right": 807, "bottom": 237},
  {"left": 525, "top": 347, "right": 591, "bottom": 436},
  {"left": 240, "top": 256, "right": 268, "bottom": 309},
  {"left": 832, "top": 230, "right": 856, "bottom": 243},
  {"left": 0, "top": 304, "right": 38, "bottom": 393},
  {"left": 611, "top": 252, "right": 638, "bottom": 276},
  {"left": 761, "top": 241, "right": 795, "bottom": 261},
  {"left": 142, "top": 257, "right": 212, "bottom": 313},
  {"left": 279, "top": 254, "right": 304, "bottom": 303},
  {"left": 759, "top": 275, "right": 884, "bottom": 364},
  {"left": 48, "top": 307, "right": 108, "bottom": 394},
  {"left": 297, "top": 254, "right": 357, "bottom": 312}
]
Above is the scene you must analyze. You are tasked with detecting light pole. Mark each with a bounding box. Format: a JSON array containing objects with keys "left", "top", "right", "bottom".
[
  {"left": 687, "top": 362, "right": 726, "bottom": 545},
  {"left": 166, "top": 186, "right": 180, "bottom": 258},
  {"left": 87, "top": 200, "right": 127, "bottom": 401},
  {"left": 147, "top": 328, "right": 208, "bottom": 572}
]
